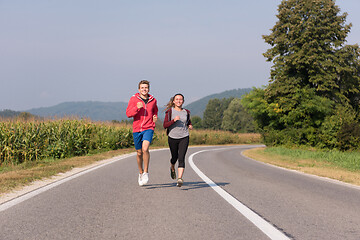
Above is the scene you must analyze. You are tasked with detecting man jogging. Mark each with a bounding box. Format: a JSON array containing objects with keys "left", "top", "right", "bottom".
[{"left": 126, "top": 80, "right": 158, "bottom": 186}]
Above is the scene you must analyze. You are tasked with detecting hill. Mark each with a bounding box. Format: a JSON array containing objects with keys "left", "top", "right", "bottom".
[
  {"left": 0, "top": 109, "right": 22, "bottom": 118},
  {"left": 27, "top": 101, "right": 129, "bottom": 121},
  {"left": 185, "top": 88, "right": 252, "bottom": 117},
  {"left": 0, "top": 109, "right": 39, "bottom": 120},
  {"left": 21, "top": 88, "right": 253, "bottom": 121}
]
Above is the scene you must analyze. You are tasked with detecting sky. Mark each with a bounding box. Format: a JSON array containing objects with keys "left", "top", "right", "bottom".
[{"left": 1, "top": 0, "right": 360, "bottom": 111}]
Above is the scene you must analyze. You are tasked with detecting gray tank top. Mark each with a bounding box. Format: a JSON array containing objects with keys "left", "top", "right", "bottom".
[{"left": 168, "top": 108, "right": 189, "bottom": 139}]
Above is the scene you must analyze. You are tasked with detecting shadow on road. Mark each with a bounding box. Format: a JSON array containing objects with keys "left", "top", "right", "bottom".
[{"left": 144, "top": 181, "right": 229, "bottom": 190}]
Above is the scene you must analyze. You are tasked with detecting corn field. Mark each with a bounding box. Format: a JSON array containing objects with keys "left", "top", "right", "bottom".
[{"left": 0, "top": 119, "right": 133, "bottom": 165}]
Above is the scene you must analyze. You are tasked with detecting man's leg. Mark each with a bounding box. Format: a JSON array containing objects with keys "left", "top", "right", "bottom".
[
  {"left": 133, "top": 132, "right": 144, "bottom": 174},
  {"left": 136, "top": 149, "right": 143, "bottom": 174},
  {"left": 140, "top": 130, "right": 153, "bottom": 185},
  {"left": 142, "top": 140, "right": 150, "bottom": 173}
]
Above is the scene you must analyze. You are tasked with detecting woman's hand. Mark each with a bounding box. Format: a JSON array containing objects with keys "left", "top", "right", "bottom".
[
  {"left": 174, "top": 116, "right": 180, "bottom": 122},
  {"left": 188, "top": 124, "right": 193, "bottom": 130}
]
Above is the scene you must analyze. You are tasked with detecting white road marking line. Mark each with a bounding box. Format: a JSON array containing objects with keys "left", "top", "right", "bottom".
[
  {"left": 0, "top": 152, "right": 140, "bottom": 212},
  {"left": 0, "top": 148, "right": 172, "bottom": 212},
  {"left": 188, "top": 148, "right": 290, "bottom": 240},
  {"left": 0, "top": 148, "right": 171, "bottom": 212}
]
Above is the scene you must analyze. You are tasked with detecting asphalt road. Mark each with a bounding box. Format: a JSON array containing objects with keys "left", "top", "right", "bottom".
[{"left": 0, "top": 145, "right": 359, "bottom": 240}]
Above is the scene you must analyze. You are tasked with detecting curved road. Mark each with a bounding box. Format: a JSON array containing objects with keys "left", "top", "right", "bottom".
[{"left": 1, "top": 145, "right": 360, "bottom": 239}]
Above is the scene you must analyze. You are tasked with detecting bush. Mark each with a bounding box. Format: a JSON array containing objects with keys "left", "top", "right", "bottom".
[
  {"left": 337, "top": 122, "right": 360, "bottom": 151},
  {"left": 191, "top": 116, "right": 203, "bottom": 129}
]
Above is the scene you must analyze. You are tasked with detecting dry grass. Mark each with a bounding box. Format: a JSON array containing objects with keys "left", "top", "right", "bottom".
[
  {"left": 153, "top": 129, "right": 262, "bottom": 146},
  {"left": 243, "top": 147, "right": 360, "bottom": 186}
]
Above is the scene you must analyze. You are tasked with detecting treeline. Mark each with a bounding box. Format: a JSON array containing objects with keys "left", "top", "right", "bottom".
[
  {"left": 0, "top": 109, "right": 38, "bottom": 120},
  {"left": 190, "top": 97, "right": 256, "bottom": 133},
  {"left": 0, "top": 109, "right": 20, "bottom": 118},
  {"left": 242, "top": 0, "right": 360, "bottom": 151}
]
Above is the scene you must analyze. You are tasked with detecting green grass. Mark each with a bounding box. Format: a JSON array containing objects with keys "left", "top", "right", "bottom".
[{"left": 264, "top": 147, "right": 360, "bottom": 171}]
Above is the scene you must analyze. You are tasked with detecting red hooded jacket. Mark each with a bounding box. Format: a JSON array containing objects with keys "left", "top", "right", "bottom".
[{"left": 126, "top": 93, "right": 158, "bottom": 132}]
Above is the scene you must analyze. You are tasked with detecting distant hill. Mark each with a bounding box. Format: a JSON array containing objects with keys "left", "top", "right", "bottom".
[
  {"left": 185, "top": 88, "right": 252, "bottom": 117},
  {"left": 0, "top": 109, "right": 39, "bottom": 120},
  {"left": 21, "top": 88, "right": 253, "bottom": 121},
  {"left": 0, "top": 109, "right": 22, "bottom": 118},
  {"left": 27, "top": 101, "right": 129, "bottom": 121}
]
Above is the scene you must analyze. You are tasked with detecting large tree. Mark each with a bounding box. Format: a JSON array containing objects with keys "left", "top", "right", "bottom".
[
  {"left": 243, "top": 0, "right": 360, "bottom": 149},
  {"left": 203, "top": 98, "right": 233, "bottom": 130},
  {"left": 221, "top": 98, "right": 255, "bottom": 133}
]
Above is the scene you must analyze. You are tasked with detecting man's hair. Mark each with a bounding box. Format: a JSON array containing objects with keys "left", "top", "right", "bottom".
[{"left": 138, "top": 80, "right": 150, "bottom": 89}]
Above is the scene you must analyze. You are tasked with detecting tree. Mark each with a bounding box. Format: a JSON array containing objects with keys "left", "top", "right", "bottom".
[
  {"left": 0, "top": 109, "right": 20, "bottom": 118},
  {"left": 202, "top": 98, "right": 233, "bottom": 130},
  {"left": 221, "top": 98, "right": 255, "bottom": 133},
  {"left": 244, "top": 0, "right": 360, "bottom": 149},
  {"left": 190, "top": 116, "right": 203, "bottom": 129},
  {"left": 264, "top": 0, "right": 351, "bottom": 98}
]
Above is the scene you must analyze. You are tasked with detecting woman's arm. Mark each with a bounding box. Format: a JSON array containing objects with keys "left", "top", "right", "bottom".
[{"left": 163, "top": 110, "right": 176, "bottom": 129}]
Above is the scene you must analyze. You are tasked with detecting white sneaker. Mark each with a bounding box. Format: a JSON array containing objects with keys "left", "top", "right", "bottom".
[
  {"left": 138, "top": 174, "right": 144, "bottom": 186},
  {"left": 142, "top": 172, "right": 149, "bottom": 185},
  {"left": 177, "top": 178, "right": 183, "bottom": 187}
]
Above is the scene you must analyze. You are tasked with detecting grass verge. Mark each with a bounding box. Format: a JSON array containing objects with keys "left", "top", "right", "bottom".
[{"left": 243, "top": 147, "right": 360, "bottom": 186}]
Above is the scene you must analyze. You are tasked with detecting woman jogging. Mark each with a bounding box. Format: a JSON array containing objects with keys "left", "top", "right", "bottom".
[
  {"left": 163, "top": 93, "right": 192, "bottom": 187},
  {"left": 126, "top": 80, "right": 158, "bottom": 186}
]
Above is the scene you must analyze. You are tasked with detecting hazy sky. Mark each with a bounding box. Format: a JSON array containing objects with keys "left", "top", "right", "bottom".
[{"left": 1, "top": 0, "right": 360, "bottom": 111}]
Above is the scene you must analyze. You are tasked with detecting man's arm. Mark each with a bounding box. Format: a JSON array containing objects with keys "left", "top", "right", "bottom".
[
  {"left": 126, "top": 97, "right": 141, "bottom": 118},
  {"left": 152, "top": 100, "right": 158, "bottom": 123}
]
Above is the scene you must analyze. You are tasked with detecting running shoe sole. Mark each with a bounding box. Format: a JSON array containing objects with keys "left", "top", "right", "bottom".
[{"left": 177, "top": 178, "right": 183, "bottom": 187}]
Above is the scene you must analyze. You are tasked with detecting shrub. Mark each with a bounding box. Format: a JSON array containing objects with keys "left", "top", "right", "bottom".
[{"left": 337, "top": 122, "right": 360, "bottom": 151}]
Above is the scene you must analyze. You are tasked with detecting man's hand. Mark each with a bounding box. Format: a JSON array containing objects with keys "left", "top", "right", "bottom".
[
  {"left": 153, "top": 115, "right": 158, "bottom": 123},
  {"left": 188, "top": 124, "right": 193, "bottom": 130},
  {"left": 137, "top": 102, "right": 143, "bottom": 109}
]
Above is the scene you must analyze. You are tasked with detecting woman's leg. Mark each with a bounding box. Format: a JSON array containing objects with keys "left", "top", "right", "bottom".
[
  {"left": 177, "top": 136, "right": 189, "bottom": 179},
  {"left": 168, "top": 137, "right": 179, "bottom": 167}
]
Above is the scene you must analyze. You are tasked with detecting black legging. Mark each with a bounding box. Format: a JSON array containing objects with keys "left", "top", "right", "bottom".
[{"left": 168, "top": 136, "right": 189, "bottom": 168}]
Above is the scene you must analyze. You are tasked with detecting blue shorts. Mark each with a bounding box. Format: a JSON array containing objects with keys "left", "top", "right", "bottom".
[{"left": 133, "top": 129, "right": 154, "bottom": 150}]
